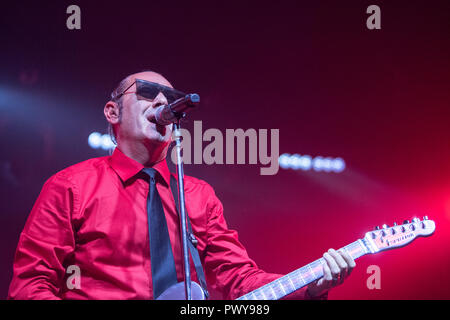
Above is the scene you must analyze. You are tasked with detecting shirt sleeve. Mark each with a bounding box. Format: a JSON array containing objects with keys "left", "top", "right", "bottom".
[
  {"left": 7, "top": 173, "right": 77, "bottom": 300},
  {"left": 203, "top": 191, "right": 326, "bottom": 300}
]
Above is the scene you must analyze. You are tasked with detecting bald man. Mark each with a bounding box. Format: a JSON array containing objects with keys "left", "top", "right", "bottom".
[{"left": 8, "top": 71, "right": 355, "bottom": 300}]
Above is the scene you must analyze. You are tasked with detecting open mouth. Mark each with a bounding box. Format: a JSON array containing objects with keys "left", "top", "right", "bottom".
[
  {"left": 146, "top": 114, "right": 157, "bottom": 124},
  {"left": 146, "top": 114, "right": 167, "bottom": 135}
]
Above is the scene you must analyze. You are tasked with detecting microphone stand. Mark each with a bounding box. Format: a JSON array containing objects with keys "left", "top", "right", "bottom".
[{"left": 173, "top": 119, "right": 191, "bottom": 300}]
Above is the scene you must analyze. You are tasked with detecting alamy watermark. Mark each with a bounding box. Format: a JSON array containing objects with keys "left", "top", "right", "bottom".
[
  {"left": 66, "top": 265, "right": 81, "bottom": 290},
  {"left": 66, "top": 5, "right": 81, "bottom": 30},
  {"left": 366, "top": 264, "right": 381, "bottom": 290},
  {"left": 366, "top": 5, "right": 381, "bottom": 30},
  {"left": 170, "top": 121, "right": 279, "bottom": 176}
]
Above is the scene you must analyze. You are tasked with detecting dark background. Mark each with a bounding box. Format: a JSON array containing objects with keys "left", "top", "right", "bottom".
[{"left": 1, "top": 0, "right": 449, "bottom": 299}]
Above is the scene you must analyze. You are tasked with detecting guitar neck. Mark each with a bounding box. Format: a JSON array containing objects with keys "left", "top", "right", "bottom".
[{"left": 236, "top": 239, "right": 370, "bottom": 300}]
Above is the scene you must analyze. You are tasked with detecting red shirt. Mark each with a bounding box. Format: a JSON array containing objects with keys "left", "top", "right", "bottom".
[{"left": 8, "top": 148, "right": 312, "bottom": 300}]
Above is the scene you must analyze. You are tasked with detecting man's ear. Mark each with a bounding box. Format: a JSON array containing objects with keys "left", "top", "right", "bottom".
[{"left": 104, "top": 101, "right": 120, "bottom": 125}]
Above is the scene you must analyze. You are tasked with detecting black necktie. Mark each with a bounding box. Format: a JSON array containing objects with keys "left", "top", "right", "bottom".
[{"left": 142, "top": 168, "right": 178, "bottom": 299}]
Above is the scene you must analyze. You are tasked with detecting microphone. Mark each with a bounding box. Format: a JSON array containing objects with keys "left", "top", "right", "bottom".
[{"left": 155, "top": 94, "right": 200, "bottom": 125}]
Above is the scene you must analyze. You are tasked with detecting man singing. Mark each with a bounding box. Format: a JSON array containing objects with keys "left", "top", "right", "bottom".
[{"left": 8, "top": 71, "right": 355, "bottom": 300}]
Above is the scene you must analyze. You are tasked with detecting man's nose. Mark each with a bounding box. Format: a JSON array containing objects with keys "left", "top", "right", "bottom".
[{"left": 152, "top": 92, "right": 168, "bottom": 107}]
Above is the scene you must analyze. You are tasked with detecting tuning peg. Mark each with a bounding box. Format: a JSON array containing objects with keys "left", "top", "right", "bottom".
[
  {"left": 403, "top": 220, "right": 410, "bottom": 224},
  {"left": 382, "top": 224, "right": 389, "bottom": 229},
  {"left": 423, "top": 216, "right": 428, "bottom": 220},
  {"left": 393, "top": 222, "right": 398, "bottom": 226},
  {"left": 374, "top": 226, "right": 380, "bottom": 230}
]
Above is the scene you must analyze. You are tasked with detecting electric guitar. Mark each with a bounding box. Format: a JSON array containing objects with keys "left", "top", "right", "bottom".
[{"left": 157, "top": 216, "right": 435, "bottom": 300}]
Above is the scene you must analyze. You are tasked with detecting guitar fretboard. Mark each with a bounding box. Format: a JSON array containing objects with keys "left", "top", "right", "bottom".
[{"left": 236, "top": 239, "right": 369, "bottom": 300}]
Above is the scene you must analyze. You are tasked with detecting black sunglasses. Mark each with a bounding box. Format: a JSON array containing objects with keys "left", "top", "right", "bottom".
[{"left": 114, "top": 79, "right": 186, "bottom": 104}]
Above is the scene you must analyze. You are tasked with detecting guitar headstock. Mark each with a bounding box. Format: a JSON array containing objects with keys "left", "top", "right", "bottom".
[{"left": 363, "top": 216, "right": 435, "bottom": 253}]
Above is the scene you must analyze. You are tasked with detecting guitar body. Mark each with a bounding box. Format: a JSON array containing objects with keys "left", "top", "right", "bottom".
[{"left": 156, "top": 281, "right": 206, "bottom": 300}]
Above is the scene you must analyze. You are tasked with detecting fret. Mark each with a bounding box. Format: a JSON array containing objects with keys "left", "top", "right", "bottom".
[
  {"left": 308, "top": 263, "right": 316, "bottom": 278},
  {"left": 269, "top": 286, "right": 278, "bottom": 299},
  {"left": 269, "top": 284, "right": 281, "bottom": 300},
  {"left": 286, "top": 272, "right": 301, "bottom": 292},
  {"left": 312, "top": 260, "right": 324, "bottom": 279},
  {"left": 252, "top": 289, "right": 265, "bottom": 300},
  {"left": 343, "top": 243, "right": 354, "bottom": 255},
  {"left": 296, "top": 269, "right": 307, "bottom": 284},
  {"left": 311, "top": 259, "right": 324, "bottom": 272},
  {"left": 300, "top": 267, "right": 315, "bottom": 283},
  {"left": 298, "top": 271, "right": 306, "bottom": 285},
  {"left": 288, "top": 276, "right": 296, "bottom": 291},
  {"left": 342, "top": 240, "right": 368, "bottom": 260},
  {"left": 260, "top": 289, "right": 268, "bottom": 300},
  {"left": 289, "top": 270, "right": 308, "bottom": 290},
  {"left": 357, "top": 239, "right": 370, "bottom": 256},
  {"left": 277, "top": 280, "right": 287, "bottom": 296}
]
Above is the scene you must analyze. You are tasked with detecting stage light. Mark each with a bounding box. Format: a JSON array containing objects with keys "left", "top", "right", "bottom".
[
  {"left": 312, "top": 156, "right": 325, "bottom": 172},
  {"left": 290, "top": 154, "right": 302, "bottom": 170},
  {"left": 100, "top": 134, "right": 114, "bottom": 150},
  {"left": 278, "top": 154, "right": 290, "bottom": 169},
  {"left": 299, "top": 155, "right": 313, "bottom": 171},
  {"left": 279, "top": 153, "right": 346, "bottom": 173},
  {"left": 88, "top": 132, "right": 115, "bottom": 150},
  {"left": 332, "top": 157, "right": 346, "bottom": 173},
  {"left": 88, "top": 132, "right": 102, "bottom": 149}
]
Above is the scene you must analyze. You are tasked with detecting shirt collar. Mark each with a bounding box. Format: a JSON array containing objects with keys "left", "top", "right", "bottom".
[{"left": 108, "top": 147, "right": 171, "bottom": 186}]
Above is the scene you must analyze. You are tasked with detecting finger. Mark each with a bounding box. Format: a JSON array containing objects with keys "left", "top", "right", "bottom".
[
  {"left": 323, "top": 251, "right": 340, "bottom": 281},
  {"left": 340, "top": 250, "right": 356, "bottom": 276},
  {"left": 320, "top": 260, "right": 333, "bottom": 290},
  {"left": 328, "top": 248, "right": 348, "bottom": 271},
  {"left": 328, "top": 249, "right": 349, "bottom": 284},
  {"left": 339, "top": 249, "right": 356, "bottom": 269},
  {"left": 338, "top": 267, "right": 347, "bottom": 285},
  {"left": 336, "top": 250, "right": 356, "bottom": 284},
  {"left": 338, "top": 249, "right": 356, "bottom": 276},
  {"left": 322, "top": 259, "right": 333, "bottom": 281}
]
